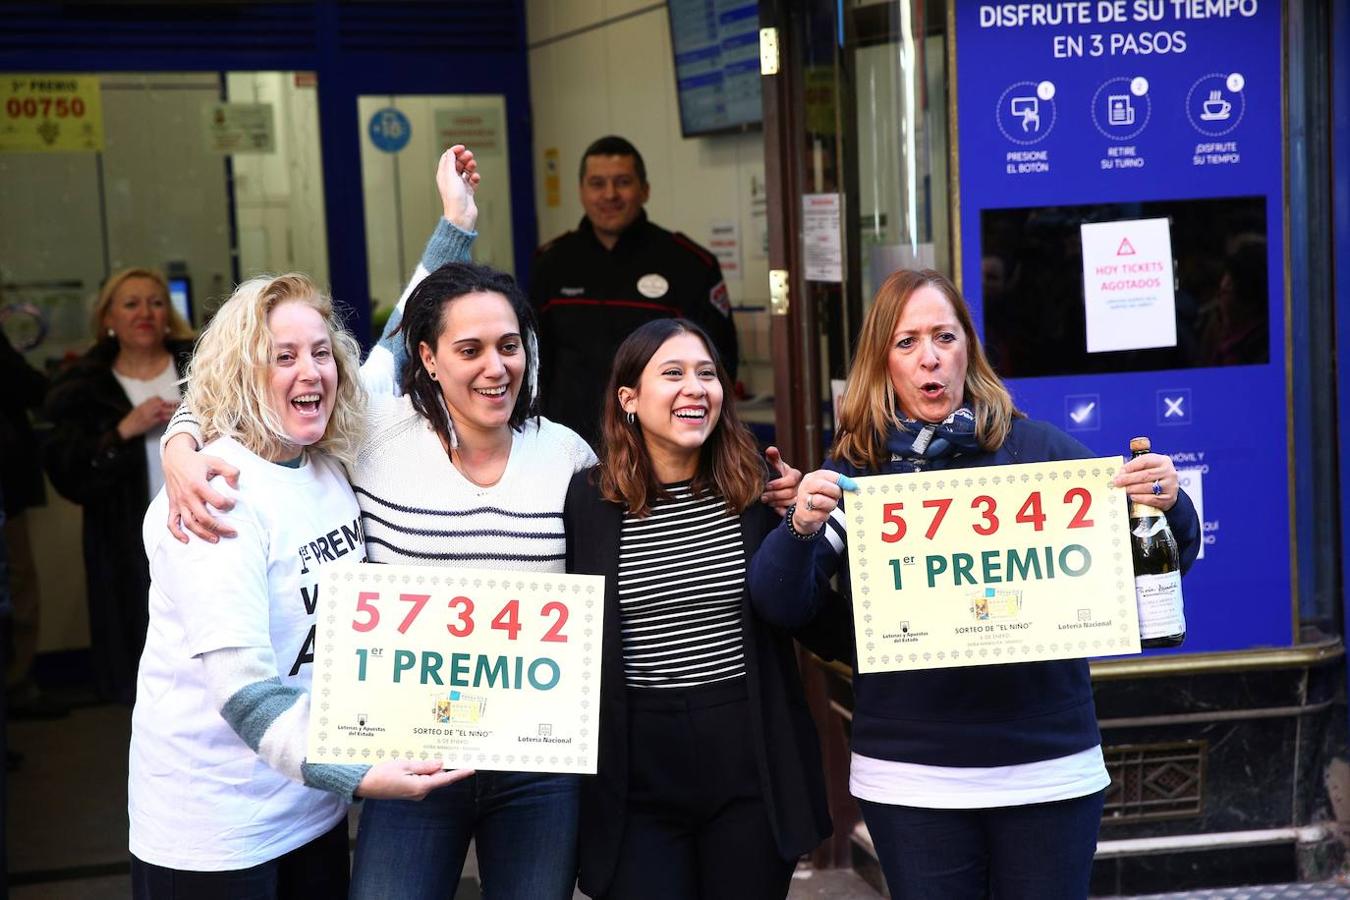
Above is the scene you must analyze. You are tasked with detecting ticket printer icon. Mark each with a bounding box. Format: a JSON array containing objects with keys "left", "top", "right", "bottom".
[{"left": 1108, "top": 95, "right": 1135, "bottom": 127}]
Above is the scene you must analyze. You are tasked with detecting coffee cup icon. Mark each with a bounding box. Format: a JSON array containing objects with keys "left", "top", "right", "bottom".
[{"left": 1200, "top": 90, "right": 1232, "bottom": 121}]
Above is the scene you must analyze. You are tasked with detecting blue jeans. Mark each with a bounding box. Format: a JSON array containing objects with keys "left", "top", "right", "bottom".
[
  {"left": 350, "top": 771, "right": 579, "bottom": 900},
  {"left": 859, "top": 790, "right": 1105, "bottom": 900}
]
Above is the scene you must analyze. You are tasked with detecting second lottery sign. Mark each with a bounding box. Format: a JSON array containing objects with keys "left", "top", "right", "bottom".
[
  {"left": 844, "top": 458, "right": 1140, "bottom": 674},
  {"left": 307, "top": 563, "right": 605, "bottom": 774}
]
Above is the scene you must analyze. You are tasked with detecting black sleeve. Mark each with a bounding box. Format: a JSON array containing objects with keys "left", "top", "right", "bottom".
[
  {"left": 0, "top": 333, "right": 47, "bottom": 414},
  {"left": 747, "top": 503, "right": 852, "bottom": 662},
  {"left": 563, "top": 466, "right": 597, "bottom": 573},
  {"left": 42, "top": 373, "right": 136, "bottom": 505},
  {"left": 1164, "top": 488, "right": 1202, "bottom": 577},
  {"left": 563, "top": 472, "right": 579, "bottom": 573},
  {"left": 791, "top": 585, "right": 854, "bottom": 663}
]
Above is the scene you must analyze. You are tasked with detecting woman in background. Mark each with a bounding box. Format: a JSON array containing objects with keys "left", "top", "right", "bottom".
[
  {"left": 45, "top": 268, "right": 194, "bottom": 703},
  {"left": 565, "top": 318, "right": 835, "bottom": 899}
]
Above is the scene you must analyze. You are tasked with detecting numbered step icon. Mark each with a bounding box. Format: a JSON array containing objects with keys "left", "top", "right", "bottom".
[
  {"left": 1091, "top": 76, "right": 1151, "bottom": 142},
  {"left": 996, "top": 80, "right": 1057, "bottom": 145},
  {"left": 1186, "top": 72, "right": 1245, "bottom": 137}
]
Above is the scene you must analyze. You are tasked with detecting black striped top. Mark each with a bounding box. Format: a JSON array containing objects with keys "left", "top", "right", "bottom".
[{"left": 617, "top": 482, "right": 747, "bottom": 689}]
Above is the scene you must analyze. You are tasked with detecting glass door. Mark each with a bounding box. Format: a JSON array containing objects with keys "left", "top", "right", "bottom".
[
  {"left": 356, "top": 93, "right": 515, "bottom": 334},
  {"left": 759, "top": 0, "right": 951, "bottom": 465}
]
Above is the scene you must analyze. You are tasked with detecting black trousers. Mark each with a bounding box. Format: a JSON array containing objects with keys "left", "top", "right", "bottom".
[
  {"left": 603, "top": 678, "right": 795, "bottom": 900},
  {"left": 131, "top": 817, "right": 348, "bottom": 900}
]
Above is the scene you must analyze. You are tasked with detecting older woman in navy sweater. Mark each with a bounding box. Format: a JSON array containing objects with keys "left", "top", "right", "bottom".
[{"left": 749, "top": 269, "right": 1200, "bottom": 900}]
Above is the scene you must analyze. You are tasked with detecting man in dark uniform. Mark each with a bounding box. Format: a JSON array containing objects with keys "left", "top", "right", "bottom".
[{"left": 529, "top": 135, "right": 737, "bottom": 446}]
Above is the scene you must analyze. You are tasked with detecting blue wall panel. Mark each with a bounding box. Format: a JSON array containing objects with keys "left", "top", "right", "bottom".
[{"left": 952, "top": 0, "right": 1290, "bottom": 654}]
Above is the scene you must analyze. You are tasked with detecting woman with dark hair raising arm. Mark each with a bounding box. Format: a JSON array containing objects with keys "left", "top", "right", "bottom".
[
  {"left": 749, "top": 269, "right": 1200, "bottom": 900},
  {"left": 565, "top": 318, "right": 839, "bottom": 899},
  {"left": 162, "top": 148, "right": 596, "bottom": 899}
]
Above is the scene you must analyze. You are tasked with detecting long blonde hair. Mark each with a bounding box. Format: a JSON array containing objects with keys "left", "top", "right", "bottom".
[
  {"left": 184, "top": 274, "right": 366, "bottom": 467},
  {"left": 832, "top": 269, "right": 1021, "bottom": 470},
  {"left": 91, "top": 267, "right": 194, "bottom": 342}
]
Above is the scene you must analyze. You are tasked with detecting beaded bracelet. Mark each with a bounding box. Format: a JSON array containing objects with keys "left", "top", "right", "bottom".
[{"left": 783, "top": 504, "right": 824, "bottom": 541}]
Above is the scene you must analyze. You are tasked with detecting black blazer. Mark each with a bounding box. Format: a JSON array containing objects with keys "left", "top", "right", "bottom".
[
  {"left": 44, "top": 338, "right": 193, "bottom": 509},
  {"left": 564, "top": 468, "right": 839, "bottom": 897},
  {"left": 42, "top": 339, "right": 193, "bottom": 692}
]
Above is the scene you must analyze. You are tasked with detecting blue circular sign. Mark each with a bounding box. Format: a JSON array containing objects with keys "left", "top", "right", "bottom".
[{"left": 368, "top": 107, "right": 411, "bottom": 153}]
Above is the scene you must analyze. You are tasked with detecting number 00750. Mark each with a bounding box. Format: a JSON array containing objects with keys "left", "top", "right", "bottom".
[{"left": 5, "top": 97, "right": 86, "bottom": 119}]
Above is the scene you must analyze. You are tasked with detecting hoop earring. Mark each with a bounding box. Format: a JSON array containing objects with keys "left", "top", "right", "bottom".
[
  {"left": 429, "top": 370, "right": 437, "bottom": 382},
  {"left": 626, "top": 411, "right": 635, "bottom": 425}
]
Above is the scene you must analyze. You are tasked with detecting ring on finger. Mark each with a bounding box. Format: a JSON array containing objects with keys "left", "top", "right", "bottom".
[
  {"left": 805, "top": 494, "right": 816, "bottom": 512},
  {"left": 1151, "top": 480, "right": 1162, "bottom": 496}
]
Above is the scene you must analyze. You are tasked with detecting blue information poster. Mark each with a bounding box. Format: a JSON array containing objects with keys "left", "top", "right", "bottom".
[{"left": 953, "top": 0, "right": 1286, "bottom": 653}]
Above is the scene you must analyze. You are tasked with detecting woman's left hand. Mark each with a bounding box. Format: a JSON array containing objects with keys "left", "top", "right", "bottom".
[
  {"left": 1112, "top": 452, "right": 1179, "bottom": 511},
  {"left": 437, "top": 144, "right": 480, "bottom": 232},
  {"left": 761, "top": 446, "right": 802, "bottom": 516}
]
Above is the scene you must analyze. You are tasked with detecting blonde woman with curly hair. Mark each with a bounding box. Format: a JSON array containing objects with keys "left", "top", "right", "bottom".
[
  {"left": 128, "top": 273, "right": 468, "bottom": 899},
  {"left": 750, "top": 269, "right": 1201, "bottom": 900},
  {"left": 158, "top": 147, "right": 603, "bottom": 899},
  {"left": 44, "top": 266, "right": 196, "bottom": 703}
]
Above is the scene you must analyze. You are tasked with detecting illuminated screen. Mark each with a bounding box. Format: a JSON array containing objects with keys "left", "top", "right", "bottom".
[
  {"left": 668, "top": 0, "right": 763, "bottom": 136},
  {"left": 979, "top": 196, "right": 1269, "bottom": 378}
]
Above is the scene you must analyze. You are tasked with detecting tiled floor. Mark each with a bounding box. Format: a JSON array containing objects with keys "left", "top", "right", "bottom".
[
  {"left": 11, "top": 700, "right": 1350, "bottom": 899},
  {"left": 5, "top": 699, "right": 882, "bottom": 898}
]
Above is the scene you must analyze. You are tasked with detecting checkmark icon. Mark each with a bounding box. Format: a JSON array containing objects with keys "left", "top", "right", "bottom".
[{"left": 1069, "top": 402, "right": 1095, "bottom": 424}]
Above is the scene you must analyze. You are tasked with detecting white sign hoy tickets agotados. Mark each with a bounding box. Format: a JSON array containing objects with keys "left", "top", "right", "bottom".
[{"left": 307, "top": 563, "right": 605, "bottom": 774}]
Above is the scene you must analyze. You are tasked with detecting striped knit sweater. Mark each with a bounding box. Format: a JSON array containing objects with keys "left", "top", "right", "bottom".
[{"left": 355, "top": 399, "right": 594, "bottom": 569}]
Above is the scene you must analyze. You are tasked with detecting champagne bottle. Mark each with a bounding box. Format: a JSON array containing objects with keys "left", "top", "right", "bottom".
[{"left": 1128, "top": 436, "right": 1185, "bottom": 648}]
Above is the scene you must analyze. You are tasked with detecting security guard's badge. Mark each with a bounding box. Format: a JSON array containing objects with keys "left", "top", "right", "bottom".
[{"left": 637, "top": 274, "right": 670, "bottom": 299}]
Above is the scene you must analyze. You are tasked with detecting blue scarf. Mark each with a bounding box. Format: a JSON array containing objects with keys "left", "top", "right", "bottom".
[{"left": 885, "top": 406, "right": 981, "bottom": 473}]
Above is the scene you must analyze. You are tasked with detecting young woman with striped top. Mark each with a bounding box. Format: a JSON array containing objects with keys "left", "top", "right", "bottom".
[
  {"left": 160, "top": 150, "right": 597, "bottom": 899},
  {"left": 563, "top": 318, "right": 843, "bottom": 899}
]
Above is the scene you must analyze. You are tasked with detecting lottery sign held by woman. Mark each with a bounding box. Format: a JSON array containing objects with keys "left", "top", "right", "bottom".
[
  {"left": 841, "top": 455, "right": 1139, "bottom": 673},
  {"left": 307, "top": 562, "right": 604, "bottom": 774}
]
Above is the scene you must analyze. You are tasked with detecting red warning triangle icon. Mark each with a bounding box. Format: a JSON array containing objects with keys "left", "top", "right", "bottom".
[{"left": 1116, "top": 237, "right": 1137, "bottom": 256}]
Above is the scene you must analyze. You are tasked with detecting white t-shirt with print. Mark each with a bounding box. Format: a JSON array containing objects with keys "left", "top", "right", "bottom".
[{"left": 129, "top": 436, "right": 364, "bottom": 871}]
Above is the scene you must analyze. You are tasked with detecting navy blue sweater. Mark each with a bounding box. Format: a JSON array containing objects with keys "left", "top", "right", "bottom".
[{"left": 748, "top": 418, "right": 1201, "bottom": 768}]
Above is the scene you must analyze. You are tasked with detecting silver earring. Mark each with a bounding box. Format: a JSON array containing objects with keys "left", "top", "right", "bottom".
[
  {"left": 107, "top": 328, "right": 115, "bottom": 338},
  {"left": 429, "top": 371, "right": 437, "bottom": 381},
  {"left": 626, "top": 411, "right": 635, "bottom": 425}
]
